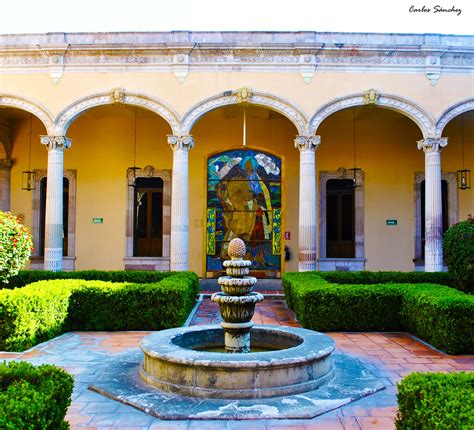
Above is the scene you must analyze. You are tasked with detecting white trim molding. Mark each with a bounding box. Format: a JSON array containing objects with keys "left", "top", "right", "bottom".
[
  {"left": 309, "top": 91, "right": 435, "bottom": 139},
  {"left": 0, "top": 94, "right": 54, "bottom": 135},
  {"left": 54, "top": 89, "right": 180, "bottom": 135},
  {"left": 435, "top": 98, "right": 474, "bottom": 137},
  {"left": 180, "top": 89, "right": 308, "bottom": 136}
]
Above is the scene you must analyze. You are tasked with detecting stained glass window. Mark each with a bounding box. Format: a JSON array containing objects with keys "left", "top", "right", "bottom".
[{"left": 206, "top": 149, "right": 282, "bottom": 274}]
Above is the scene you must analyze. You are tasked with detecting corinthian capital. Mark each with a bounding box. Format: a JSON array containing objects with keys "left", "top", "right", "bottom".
[
  {"left": 167, "top": 135, "right": 195, "bottom": 151},
  {"left": 40, "top": 135, "right": 72, "bottom": 151},
  {"left": 294, "top": 135, "right": 321, "bottom": 152},
  {"left": 417, "top": 138, "right": 448, "bottom": 153}
]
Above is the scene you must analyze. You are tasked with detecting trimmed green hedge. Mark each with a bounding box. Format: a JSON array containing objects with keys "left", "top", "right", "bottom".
[
  {"left": 283, "top": 272, "right": 474, "bottom": 354},
  {"left": 0, "top": 361, "right": 73, "bottom": 430},
  {"left": 319, "top": 271, "right": 454, "bottom": 288},
  {"left": 396, "top": 372, "right": 474, "bottom": 429},
  {"left": 1, "top": 269, "right": 176, "bottom": 290},
  {"left": 0, "top": 272, "right": 199, "bottom": 351}
]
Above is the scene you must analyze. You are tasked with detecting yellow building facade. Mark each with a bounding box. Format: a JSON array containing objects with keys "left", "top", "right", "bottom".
[{"left": 0, "top": 32, "right": 473, "bottom": 277}]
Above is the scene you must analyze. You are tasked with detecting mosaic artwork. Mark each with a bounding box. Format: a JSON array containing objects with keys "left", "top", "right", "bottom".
[{"left": 206, "top": 149, "right": 282, "bottom": 273}]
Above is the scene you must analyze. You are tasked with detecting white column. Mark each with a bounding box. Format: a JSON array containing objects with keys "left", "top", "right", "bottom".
[
  {"left": 417, "top": 137, "right": 448, "bottom": 272},
  {"left": 295, "top": 135, "right": 321, "bottom": 271},
  {"left": 40, "top": 136, "right": 71, "bottom": 272},
  {"left": 168, "top": 135, "right": 194, "bottom": 271},
  {"left": 0, "top": 159, "right": 12, "bottom": 211}
]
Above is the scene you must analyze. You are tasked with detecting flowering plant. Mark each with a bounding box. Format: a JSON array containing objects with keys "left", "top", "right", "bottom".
[{"left": 0, "top": 211, "right": 33, "bottom": 283}]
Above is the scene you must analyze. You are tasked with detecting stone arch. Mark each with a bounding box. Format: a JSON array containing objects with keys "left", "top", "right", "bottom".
[
  {"left": 436, "top": 98, "right": 474, "bottom": 137},
  {"left": 0, "top": 93, "right": 54, "bottom": 136},
  {"left": 309, "top": 92, "right": 435, "bottom": 139},
  {"left": 54, "top": 90, "right": 180, "bottom": 135},
  {"left": 180, "top": 90, "right": 308, "bottom": 136}
]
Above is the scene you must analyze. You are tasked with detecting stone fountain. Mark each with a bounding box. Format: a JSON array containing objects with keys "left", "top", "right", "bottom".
[
  {"left": 211, "top": 238, "right": 263, "bottom": 353},
  {"left": 89, "top": 238, "right": 384, "bottom": 419}
]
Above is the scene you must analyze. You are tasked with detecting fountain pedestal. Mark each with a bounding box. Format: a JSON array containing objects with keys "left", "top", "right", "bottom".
[{"left": 211, "top": 238, "right": 263, "bottom": 353}]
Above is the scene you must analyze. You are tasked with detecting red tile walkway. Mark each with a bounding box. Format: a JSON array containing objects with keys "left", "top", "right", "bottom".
[{"left": 2, "top": 297, "right": 473, "bottom": 429}]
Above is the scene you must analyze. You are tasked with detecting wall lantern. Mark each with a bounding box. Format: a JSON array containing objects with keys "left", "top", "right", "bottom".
[
  {"left": 22, "top": 114, "right": 36, "bottom": 191},
  {"left": 457, "top": 114, "right": 471, "bottom": 190},
  {"left": 349, "top": 108, "right": 362, "bottom": 188}
]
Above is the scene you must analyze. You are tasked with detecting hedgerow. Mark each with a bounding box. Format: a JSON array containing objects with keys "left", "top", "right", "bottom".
[
  {"left": 0, "top": 272, "right": 199, "bottom": 351},
  {"left": 283, "top": 272, "right": 473, "bottom": 354}
]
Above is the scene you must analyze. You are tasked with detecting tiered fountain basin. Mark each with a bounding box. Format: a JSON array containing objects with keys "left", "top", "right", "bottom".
[
  {"left": 140, "top": 324, "right": 335, "bottom": 399},
  {"left": 88, "top": 239, "right": 384, "bottom": 419}
]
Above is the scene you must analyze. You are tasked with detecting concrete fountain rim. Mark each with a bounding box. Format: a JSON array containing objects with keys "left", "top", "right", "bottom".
[{"left": 139, "top": 324, "right": 335, "bottom": 368}]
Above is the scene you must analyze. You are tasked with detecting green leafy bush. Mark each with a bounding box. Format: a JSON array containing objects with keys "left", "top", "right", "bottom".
[
  {"left": 1, "top": 269, "right": 174, "bottom": 290},
  {"left": 0, "top": 272, "right": 199, "bottom": 351},
  {"left": 443, "top": 218, "right": 474, "bottom": 293},
  {"left": 396, "top": 372, "right": 474, "bottom": 429},
  {"left": 0, "top": 212, "right": 33, "bottom": 284},
  {"left": 319, "top": 271, "right": 454, "bottom": 288},
  {"left": 283, "top": 272, "right": 474, "bottom": 354},
  {"left": 0, "top": 361, "right": 73, "bottom": 430}
]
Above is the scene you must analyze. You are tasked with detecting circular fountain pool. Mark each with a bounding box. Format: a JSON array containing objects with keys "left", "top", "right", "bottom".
[{"left": 140, "top": 324, "right": 335, "bottom": 399}]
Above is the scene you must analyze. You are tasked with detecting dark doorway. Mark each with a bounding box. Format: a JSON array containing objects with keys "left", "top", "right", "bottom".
[
  {"left": 134, "top": 177, "right": 163, "bottom": 257},
  {"left": 39, "top": 177, "right": 69, "bottom": 256},
  {"left": 326, "top": 179, "right": 355, "bottom": 258}
]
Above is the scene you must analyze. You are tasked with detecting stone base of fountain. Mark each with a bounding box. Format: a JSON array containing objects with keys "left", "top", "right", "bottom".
[
  {"left": 140, "top": 325, "right": 335, "bottom": 399},
  {"left": 89, "top": 335, "right": 384, "bottom": 420}
]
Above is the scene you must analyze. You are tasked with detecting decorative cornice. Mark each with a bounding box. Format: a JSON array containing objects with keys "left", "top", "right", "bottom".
[
  {"left": 0, "top": 32, "right": 472, "bottom": 77},
  {"left": 40, "top": 135, "right": 72, "bottom": 151},
  {"left": 294, "top": 135, "right": 321, "bottom": 152},
  {"left": 417, "top": 137, "right": 448, "bottom": 153},
  {"left": 167, "top": 135, "right": 194, "bottom": 151}
]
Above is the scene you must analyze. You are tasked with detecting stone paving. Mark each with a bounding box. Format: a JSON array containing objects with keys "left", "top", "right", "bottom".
[{"left": 2, "top": 297, "right": 473, "bottom": 429}]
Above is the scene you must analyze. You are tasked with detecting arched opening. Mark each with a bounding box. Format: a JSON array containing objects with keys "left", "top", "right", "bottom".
[
  {"left": 188, "top": 104, "right": 298, "bottom": 277},
  {"left": 65, "top": 104, "right": 173, "bottom": 270},
  {"left": 317, "top": 105, "right": 425, "bottom": 271},
  {"left": 440, "top": 110, "right": 474, "bottom": 221}
]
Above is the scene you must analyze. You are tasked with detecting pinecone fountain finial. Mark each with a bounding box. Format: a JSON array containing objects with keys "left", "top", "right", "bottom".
[{"left": 211, "top": 238, "right": 264, "bottom": 353}]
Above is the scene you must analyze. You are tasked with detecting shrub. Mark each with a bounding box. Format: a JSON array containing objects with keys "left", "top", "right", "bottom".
[
  {"left": 0, "top": 361, "right": 73, "bottom": 430},
  {"left": 0, "top": 272, "right": 199, "bottom": 351},
  {"left": 283, "top": 272, "right": 474, "bottom": 354},
  {"left": 443, "top": 218, "right": 474, "bottom": 293},
  {"left": 319, "top": 271, "right": 454, "bottom": 288},
  {"left": 1, "top": 269, "right": 175, "bottom": 290},
  {"left": 0, "top": 212, "right": 33, "bottom": 284},
  {"left": 395, "top": 372, "right": 474, "bottom": 429}
]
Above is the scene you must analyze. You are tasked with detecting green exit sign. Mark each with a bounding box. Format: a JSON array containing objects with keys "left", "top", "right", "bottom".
[
  {"left": 92, "top": 218, "right": 104, "bottom": 224},
  {"left": 386, "top": 219, "right": 398, "bottom": 226}
]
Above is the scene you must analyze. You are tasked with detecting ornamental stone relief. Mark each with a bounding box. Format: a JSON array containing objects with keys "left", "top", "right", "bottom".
[
  {"left": 181, "top": 90, "right": 308, "bottom": 136},
  {"left": 54, "top": 91, "right": 180, "bottom": 135},
  {"left": 435, "top": 99, "right": 474, "bottom": 137},
  {"left": 0, "top": 95, "right": 54, "bottom": 135},
  {"left": 309, "top": 92, "right": 435, "bottom": 138}
]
